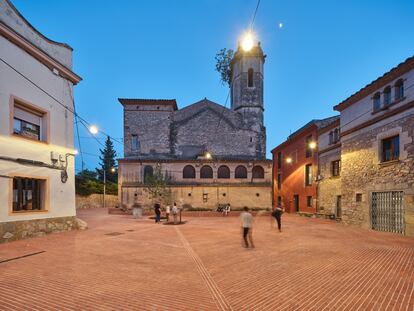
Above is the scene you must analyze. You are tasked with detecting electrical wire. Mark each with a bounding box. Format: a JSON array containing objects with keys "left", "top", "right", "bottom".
[{"left": 250, "top": 0, "right": 261, "bottom": 31}]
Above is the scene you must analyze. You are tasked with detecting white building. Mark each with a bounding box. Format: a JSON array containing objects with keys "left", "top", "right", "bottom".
[{"left": 0, "top": 0, "right": 82, "bottom": 242}]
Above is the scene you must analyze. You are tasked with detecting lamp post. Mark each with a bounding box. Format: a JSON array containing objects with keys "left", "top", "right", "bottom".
[{"left": 103, "top": 167, "right": 116, "bottom": 208}]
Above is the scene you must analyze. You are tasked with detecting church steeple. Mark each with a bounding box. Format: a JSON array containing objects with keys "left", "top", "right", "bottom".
[{"left": 230, "top": 42, "right": 265, "bottom": 132}]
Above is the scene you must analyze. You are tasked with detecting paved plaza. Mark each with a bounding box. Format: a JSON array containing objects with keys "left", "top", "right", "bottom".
[{"left": 1, "top": 209, "right": 413, "bottom": 311}]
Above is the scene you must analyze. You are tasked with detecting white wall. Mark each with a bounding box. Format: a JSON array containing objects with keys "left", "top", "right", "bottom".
[
  {"left": 0, "top": 35, "right": 76, "bottom": 222},
  {"left": 341, "top": 69, "right": 414, "bottom": 133}
]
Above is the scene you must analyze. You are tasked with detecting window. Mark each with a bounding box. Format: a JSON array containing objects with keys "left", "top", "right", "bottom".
[
  {"left": 235, "top": 165, "right": 247, "bottom": 179},
  {"left": 218, "top": 166, "right": 230, "bottom": 179},
  {"left": 277, "top": 152, "right": 282, "bottom": 169},
  {"left": 305, "top": 164, "right": 312, "bottom": 186},
  {"left": 383, "top": 86, "right": 391, "bottom": 106},
  {"left": 373, "top": 92, "right": 381, "bottom": 111},
  {"left": 13, "top": 103, "right": 47, "bottom": 142},
  {"left": 183, "top": 165, "right": 196, "bottom": 179},
  {"left": 203, "top": 193, "right": 208, "bottom": 203},
  {"left": 12, "top": 177, "right": 46, "bottom": 212},
  {"left": 307, "top": 196, "right": 313, "bottom": 207},
  {"left": 332, "top": 160, "right": 341, "bottom": 177},
  {"left": 252, "top": 166, "right": 265, "bottom": 179},
  {"left": 143, "top": 166, "right": 153, "bottom": 181},
  {"left": 333, "top": 128, "right": 340, "bottom": 143},
  {"left": 329, "top": 131, "right": 333, "bottom": 145},
  {"left": 277, "top": 173, "right": 281, "bottom": 190},
  {"left": 248, "top": 68, "right": 254, "bottom": 87},
  {"left": 381, "top": 135, "right": 399, "bottom": 162},
  {"left": 200, "top": 165, "right": 213, "bottom": 179},
  {"left": 395, "top": 79, "right": 404, "bottom": 101},
  {"left": 356, "top": 193, "right": 362, "bottom": 202},
  {"left": 305, "top": 135, "right": 313, "bottom": 158},
  {"left": 131, "top": 135, "right": 140, "bottom": 152}
]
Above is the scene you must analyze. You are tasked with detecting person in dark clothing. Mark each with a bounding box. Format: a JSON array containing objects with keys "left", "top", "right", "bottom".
[
  {"left": 272, "top": 203, "right": 285, "bottom": 232},
  {"left": 154, "top": 203, "right": 161, "bottom": 223}
]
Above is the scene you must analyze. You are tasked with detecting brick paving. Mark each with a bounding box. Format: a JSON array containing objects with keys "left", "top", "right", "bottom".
[{"left": 1, "top": 209, "right": 413, "bottom": 311}]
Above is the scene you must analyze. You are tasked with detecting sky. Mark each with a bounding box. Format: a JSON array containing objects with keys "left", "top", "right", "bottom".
[{"left": 12, "top": 0, "right": 414, "bottom": 172}]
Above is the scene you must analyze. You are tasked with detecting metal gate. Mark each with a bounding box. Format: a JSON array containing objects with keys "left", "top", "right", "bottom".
[{"left": 371, "top": 191, "right": 404, "bottom": 234}]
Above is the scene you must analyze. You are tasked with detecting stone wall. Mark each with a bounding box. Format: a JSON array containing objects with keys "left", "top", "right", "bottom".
[
  {"left": 0, "top": 216, "right": 81, "bottom": 243},
  {"left": 340, "top": 112, "right": 414, "bottom": 235},
  {"left": 76, "top": 194, "right": 118, "bottom": 209},
  {"left": 318, "top": 147, "right": 341, "bottom": 215},
  {"left": 120, "top": 185, "right": 272, "bottom": 210}
]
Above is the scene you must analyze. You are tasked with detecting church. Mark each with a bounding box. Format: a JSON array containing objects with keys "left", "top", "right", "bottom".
[{"left": 117, "top": 42, "right": 272, "bottom": 210}]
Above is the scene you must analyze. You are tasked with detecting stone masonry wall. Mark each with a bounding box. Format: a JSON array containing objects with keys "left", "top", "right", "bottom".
[
  {"left": 76, "top": 194, "right": 118, "bottom": 209},
  {"left": 340, "top": 112, "right": 414, "bottom": 235},
  {"left": 318, "top": 147, "right": 341, "bottom": 215},
  {"left": 0, "top": 216, "right": 80, "bottom": 243}
]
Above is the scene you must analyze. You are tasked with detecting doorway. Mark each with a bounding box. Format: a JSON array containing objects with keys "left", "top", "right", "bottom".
[
  {"left": 336, "top": 195, "right": 342, "bottom": 218},
  {"left": 293, "top": 195, "right": 299, "bottom": 212}
]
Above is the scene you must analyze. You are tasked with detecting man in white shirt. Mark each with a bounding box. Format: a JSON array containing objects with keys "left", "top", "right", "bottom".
[
  {"left": 240, "top": 206, "right": 254, "bottom": 248},
  {"left": 172, "top": 202, "right": 178, "bottom": 224}
]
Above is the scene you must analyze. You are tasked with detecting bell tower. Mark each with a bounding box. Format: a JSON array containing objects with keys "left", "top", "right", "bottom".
[{"left": 230, "top": 42, "right": 265, "bottom": 132}]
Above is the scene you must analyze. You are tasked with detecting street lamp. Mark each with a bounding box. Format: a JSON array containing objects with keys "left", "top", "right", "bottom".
[
  {"left": 309, "top": 141, "right": 317, "bottom": 149},
  {"left": 286, "top": 157, "right": 292, "bottom": 164},
  {"left": 89, "top": 125, "right": 98, "bottom": 135},
  {"left": 103, "top": 167, "right": 116, "bottom": 209},
  {"left": 205, "top": 152, "right": 212, "bottom": 159}
]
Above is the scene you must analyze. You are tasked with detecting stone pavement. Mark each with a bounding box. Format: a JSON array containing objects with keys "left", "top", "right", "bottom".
[{"left": 0, "top": 209, "right": 413, "bottom": 311}]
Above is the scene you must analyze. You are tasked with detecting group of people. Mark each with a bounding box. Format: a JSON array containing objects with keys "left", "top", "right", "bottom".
[
  {"left": 154, "top": 202, "right": 180, "bottom": 224},
  {"left": 240, "top": 203, "right": 285, "bottom": 248}
]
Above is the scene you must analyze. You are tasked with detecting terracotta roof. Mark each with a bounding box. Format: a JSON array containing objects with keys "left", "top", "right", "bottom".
[
  {"left": 118, "top": 98, "right": 177, "bottom": 110},
  {"left": 334, "top": 55, "right": 414, "bottom": 112}
]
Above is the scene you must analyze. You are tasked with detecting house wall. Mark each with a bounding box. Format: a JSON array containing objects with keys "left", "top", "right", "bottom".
[
  {"left": 272, "top": 126, "right": 318, "bottom": 213},
  {"left": 338, "top": 66, "right": 414, "bottom": 235},
  {"left": 0, "top": 22, "right": 77, "bottom": 237}
]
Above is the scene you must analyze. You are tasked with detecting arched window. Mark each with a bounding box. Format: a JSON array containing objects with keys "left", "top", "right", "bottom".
[
  {"left": 383, "top": 86, "right": 391, "bottom": 105},
  {"left": 200, "top": 165, "right": 213, "bottom": 179},
  {"left": 248, "top": 68, "right": 254, "bottom": 87},
  {"left": 252, "top": 166, "right": 264, "bottom": 179},
  {"left": 235, "top": 165, "right": 247, "bottom": 179},
  {"left": 183, "top": 165, "right": 195, "bottom": 179},
  {"left": 373, "top": 92, "right": 381, "bottom": 111},
  {"left": 217, "top": 165, "right": 230, "bottom": 179},
  {"left": 143, "top": 166, "right": 153, "bottom": 181},
  {"left": 395, "top": 79, "right": 404, "bottom": 100}
]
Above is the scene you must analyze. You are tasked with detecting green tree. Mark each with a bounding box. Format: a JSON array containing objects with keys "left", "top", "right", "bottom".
[
  {"left": 96, "top": 136, "right": 117, "bottom": 183},
  {"left": 75, "top": 169, "right": 118, "bottom": 196},
  {"left": 215, "top": 48, "right": 234, "bottom": 87},
  {"left": 144, "top": 166, "right": 172, "bottom": 204}
]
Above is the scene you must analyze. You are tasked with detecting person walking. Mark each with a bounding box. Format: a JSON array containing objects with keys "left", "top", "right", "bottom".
[
  {"left": 272, "top": 202, "right": 285, "bottom": 232},
  {"left": 240, "top": 206, "right": 254, "bottom": 248},
  {"left": 154, "top": 203, "right": 161, "bottom": 223},
  {"left": 172, "top": 202, "right": 178, "bottom": 225},
  {"left": 165, "top": 204, "right": 171, "bottom": 222}
]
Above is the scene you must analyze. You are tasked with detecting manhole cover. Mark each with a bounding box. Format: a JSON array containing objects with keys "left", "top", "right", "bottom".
[{"left": 105, "top": 232, "right": 124, "bottom": 236}]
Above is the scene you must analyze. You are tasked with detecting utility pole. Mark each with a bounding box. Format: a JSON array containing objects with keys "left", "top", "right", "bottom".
[{"left": 103, "top": 170, "right": 106, "bottom": 208}]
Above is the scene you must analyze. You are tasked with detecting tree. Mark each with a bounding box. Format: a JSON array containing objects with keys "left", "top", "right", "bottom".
[
  {"left": 96, "top": 136, "right": 117, "bottom": 183},
  {"left": 215, "top": 48, "right": 234, "bottom": 87},
  {"left": 144, "top": 166, "right": 172, "bottom": 205},
  {"left": 75, "top": 169, "right": 118, "bottom": 196}
]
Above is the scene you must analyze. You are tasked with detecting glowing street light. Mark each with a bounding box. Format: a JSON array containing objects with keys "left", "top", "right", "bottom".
[
  {"left": 286, "top": 157, "right": 292, "bottom": 164},
  {"left": 110, "top": 167, "right": 116, "bottom": 173},
  {"left": 309, "top": 141, "right": 317, "bottom": 149},
  {"left": 241, "top": 31, "right": 254, "bottom": 52},
  {"left": 89, "top": 125, "right": 98, "bottom": 135},
  {"left": 205, "top": 152, "right": 212, "bottom": 159}
]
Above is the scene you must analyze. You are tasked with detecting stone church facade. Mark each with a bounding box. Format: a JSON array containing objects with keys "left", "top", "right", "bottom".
[{"left": 118, "top": 43, "right": 272, "bottom": 209}]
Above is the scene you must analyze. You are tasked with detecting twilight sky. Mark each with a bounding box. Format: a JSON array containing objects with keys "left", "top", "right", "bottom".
[{"left": 12, "top": 0, "right": 414, "bottom": 172}]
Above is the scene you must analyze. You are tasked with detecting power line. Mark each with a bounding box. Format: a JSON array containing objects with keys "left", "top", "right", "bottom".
[{"left": 250, "top": 0, "right": 261, "bottom": 30}]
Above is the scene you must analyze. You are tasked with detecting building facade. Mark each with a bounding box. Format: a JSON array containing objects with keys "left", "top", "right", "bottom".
[
  {"left": 118, "top": 43, "right": 272, "bottom": 210},
  {"left": 271, "top": 117, "right": 338, "bottom": 214},
  {"left": 0, "top": 0, "right": 81, "bottom": 242},
  {"left": 317, "top": 119, "right": 342, "bottom": 217},
  {"left": 334, "top": 56, "right": 414, "bottom": 236}
]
